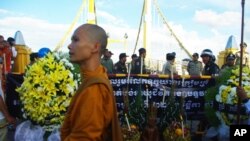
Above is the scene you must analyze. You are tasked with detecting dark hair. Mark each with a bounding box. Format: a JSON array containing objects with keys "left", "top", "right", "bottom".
[
  {"left": 226, "top": 53, "right": 236, "bottom": 60},
  {"left": 30, "top": 52, "right": 38, "bottom": 62},
  {"left": 119, "top": 53, "right": 128, "bottom": 60},
  {"left": 139, "top": 48, "right": 146, "bottom": 55},
  {"left": 131, "top": 54, "right": 137, "bottom": 58},
  {"left": 166, "top": 52, "right": 176, "bottom": 60},
  {"left": 7, "top": 37, "right": 15, "bottom": 46},
  {"left": 192, "top": 53, "right": 199, "bottom": 57}
]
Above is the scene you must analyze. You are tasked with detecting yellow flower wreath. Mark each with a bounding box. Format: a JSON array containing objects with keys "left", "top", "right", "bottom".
[
  {"left": 206, "top": 66, "right": 250, "bottom": 127},
  {"left": 16, "top": 52, "right": 81, "bottom": 131}
]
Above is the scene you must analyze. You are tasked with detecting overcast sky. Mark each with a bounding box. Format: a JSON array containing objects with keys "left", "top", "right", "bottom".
[{"left": 0, "top": 0, "right": 249, "bottom": 62}]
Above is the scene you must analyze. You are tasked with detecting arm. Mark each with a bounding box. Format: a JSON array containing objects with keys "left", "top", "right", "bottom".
[
  {"left": 111, "top": 60, "right": 114, "bottom": 73},
  {"left": 12, "top": 47, "right": 17, "bottom": 58},
  {"left": 113, "top": 63, "right": 118, "bottom": 74},
  {"left": 199, "top": 62, "right": 203, "bottom": 74},
  {"left": 237, "top": 86, "right": 250, "bottom": 114},
  {"left": 244, "top": 100, "right": 250, "bottom": 114},
  {"left": 173, "top": 65, "right": 178, "bottom": 75},
  {"left": 161, "top": 63, "right": 166, "bottom": 74},
  {"left": 113, "top": 63, "right": 122, "bottom": 74},
  {"left": 210, "top": 63, "right": 220, "bottom": 75}
]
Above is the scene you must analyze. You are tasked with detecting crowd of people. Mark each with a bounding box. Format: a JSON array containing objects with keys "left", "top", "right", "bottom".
[
  {"left": 100, "top": 42, "right": 250, "bottom": 80},
  {"left": 0, "top": 35, "right": 17, "bottom": 74},
  {"left": 100, "top": 48, "right": 220, "bottom": 76},
  {"left": 100, "top": 47, "right": 148, "bottom": 75},
  {"left": 0, "top": 25, "right": 250, "bottom": 141},
  {"left": 99, "top": 39, "right": 250, "bottom": 140}
]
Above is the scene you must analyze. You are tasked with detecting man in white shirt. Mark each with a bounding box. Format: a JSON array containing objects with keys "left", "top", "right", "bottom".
[
  {"left": 7, "top": 37, "right": 17, "bottom": 71},
  {"left": 162, "top": 52, "right": 178, "bottom": 76}
]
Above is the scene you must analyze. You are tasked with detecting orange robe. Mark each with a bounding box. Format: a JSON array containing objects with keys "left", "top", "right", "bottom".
[{"left": 61, "top": 65, "right": 122, "bottom": 141}]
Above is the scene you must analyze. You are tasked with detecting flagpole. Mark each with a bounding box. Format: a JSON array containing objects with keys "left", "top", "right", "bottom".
[{"left": 237, "top": 0, "right": 245, "bottom": 124}]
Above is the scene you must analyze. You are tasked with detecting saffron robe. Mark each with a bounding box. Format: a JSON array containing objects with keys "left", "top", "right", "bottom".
[{"left": 61, "top": 65, "right": 123, "bottom": 141}]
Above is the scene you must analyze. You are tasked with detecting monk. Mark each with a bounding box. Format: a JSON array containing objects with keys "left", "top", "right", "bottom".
[{"left": 60, "top": 23, "right": 123, "bottom": 141}]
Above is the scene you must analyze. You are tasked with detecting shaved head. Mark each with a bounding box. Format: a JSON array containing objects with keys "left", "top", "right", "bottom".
[{"left": 79, "top": 24, "right": 108, "bottom": 55}]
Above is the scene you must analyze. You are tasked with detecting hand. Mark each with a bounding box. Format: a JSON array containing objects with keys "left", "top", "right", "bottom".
[
  {"left": 236, "top": 86, "right": 248, "bottom": 100},
  {"left": 6, "top": 115, "right": 16, "bottom": 125}
]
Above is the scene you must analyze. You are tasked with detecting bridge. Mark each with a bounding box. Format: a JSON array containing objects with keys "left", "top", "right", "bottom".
[{"left": 54, "top": 0, "right": 193, "bottom": 73}]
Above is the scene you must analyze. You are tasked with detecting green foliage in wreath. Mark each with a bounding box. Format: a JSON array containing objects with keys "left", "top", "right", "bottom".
[
  {"left": 205, "top": 67, "right": 233, "bottom": 127},
  {"left": 205, "top": 66, "right": 250, "bottom": 127}
]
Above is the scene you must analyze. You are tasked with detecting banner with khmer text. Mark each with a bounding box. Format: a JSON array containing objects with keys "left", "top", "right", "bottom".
[
  {"left": 7, "top": 74, "right": 214, "bottom": 120},
  {"left": 109, "top": 75, "right": 213, "bottom": 120}
]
